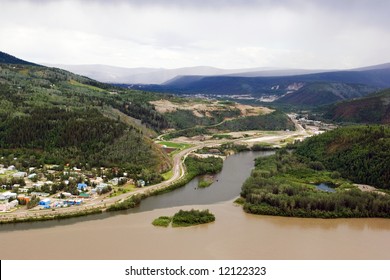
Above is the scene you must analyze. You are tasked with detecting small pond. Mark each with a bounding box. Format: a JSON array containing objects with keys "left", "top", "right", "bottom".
[{"left": 316, "top": 183, "right": 336, "bottom": 193}]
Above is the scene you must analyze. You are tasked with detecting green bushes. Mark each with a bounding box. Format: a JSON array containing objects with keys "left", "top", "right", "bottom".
[
  {"left": 198, "top": 177, "right": 214, "bottom": 188},
  {"left": 185, "top": 156, "right": 223, "bottom": 175},
  {"left": 152, "top": 209, "right": 215, "bottom": 227},
  {"left": 26, "top": 195, "right": 40, "bottom": 209},
  {"left": 172, "top": 209, "right": 215, "bottom": 227},
  {"left": 152, "top": 216, "right": 172, "bottom": 227},
  {"left": 106, "top": 194, "right": 143, "bottom": 211}
]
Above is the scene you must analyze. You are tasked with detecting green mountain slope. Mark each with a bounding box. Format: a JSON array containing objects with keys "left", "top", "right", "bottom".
[
  {"left": 0, "top": 51, "right": 38, "bottom": 66},
  {"left": 323, "top": 89, "right": 390, "bottom": 124},
  {"left": 276, "top": 82, "right": 376, "bottom": 106},
  {"left": 0, "top": 59, "right": 171, "bottom": 176},
  {"left": 295, "top": 125, "right": 390, "bottom": 189}
]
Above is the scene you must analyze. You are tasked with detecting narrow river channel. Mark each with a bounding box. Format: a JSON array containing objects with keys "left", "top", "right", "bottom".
[{"left": 1, "top": 151, "right": 390, "bottom": 259}]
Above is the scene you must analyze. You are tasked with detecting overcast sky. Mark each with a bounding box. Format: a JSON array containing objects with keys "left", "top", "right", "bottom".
[{"left": 1, "top": 0, "right": 389, "bottom": 69}]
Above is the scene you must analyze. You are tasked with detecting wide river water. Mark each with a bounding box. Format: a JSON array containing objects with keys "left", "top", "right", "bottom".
[{"left": 1, "top": 151, "right": 390, "bottom": 259}]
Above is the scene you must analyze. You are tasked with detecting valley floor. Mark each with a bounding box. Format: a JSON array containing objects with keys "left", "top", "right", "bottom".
[{"left": 0, "top": 120, "right": 311, "bottom": 223}]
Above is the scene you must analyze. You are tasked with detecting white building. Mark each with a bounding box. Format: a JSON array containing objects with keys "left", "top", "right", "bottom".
[
  {"left": 13, "top": 172, "right": 27, "bottom": 178},
  {"left": 0, "top": 191, "right": 17, "bottom": 201}
]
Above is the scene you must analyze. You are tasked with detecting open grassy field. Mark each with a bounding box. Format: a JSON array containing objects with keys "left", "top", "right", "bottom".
[
  {"left": 109, "top": 184, "right": 137, "bottom": 198},
  {"left": 69, "top": 79, "right": 105, "bottom": 92}
]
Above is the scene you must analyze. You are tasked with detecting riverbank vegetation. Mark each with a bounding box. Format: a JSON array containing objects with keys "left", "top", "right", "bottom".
[
  {"left": 0, "top": 208, "right": 103, "bottom": 224},
  {"left": 172, "top": 209, "right": 215, "bottom": 227},
  {"left": 150, "top": 155, "right": 223, "bottom": 196},
  {"left": 106, "top": 194, "right": 144, "bottom": 212},
  {"left": 152, "top": 216, "right": 172, "bottom": 227},
  {"left": 198, "top": 176, "right": 214, "bottom": 188},
  {"left": 241, "top": 126, "right": 390, "bottom": 218},
  {"left": 107, "top": 156, "right": 223, "bottom": 211},
  {"left": 152, "top": 209, "right": 215, "bottom": 227}
]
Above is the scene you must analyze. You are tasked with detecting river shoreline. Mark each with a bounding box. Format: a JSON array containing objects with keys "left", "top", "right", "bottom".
[
  {"left": 2, "top": 199, "right": 390, "bottom": 259},
  {"left": 0, "top": 145, "right": 270, "bottom": 224},
  {"left": 1, "top": 150, "right": 390, "bottom": 260}
]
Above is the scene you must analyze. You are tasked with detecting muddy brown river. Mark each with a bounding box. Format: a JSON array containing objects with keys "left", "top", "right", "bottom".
[{"left": 1, "top": 151, "right": 390, "bottom": 259}]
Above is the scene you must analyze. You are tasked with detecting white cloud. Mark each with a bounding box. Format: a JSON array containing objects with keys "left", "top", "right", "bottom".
[{"left": 0, "top": 0, "right": 389, "bottom": 69}]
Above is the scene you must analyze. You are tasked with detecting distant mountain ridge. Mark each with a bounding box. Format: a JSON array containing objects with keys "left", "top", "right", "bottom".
[
  {"left": 132, "top": 66, "right": 390, "bottom": 106},
  {"left": 6, "top": 50, "right": 390, "bottom": 108},
  {"left": 276, "top": 82, "right": 378, "bottom": 106},
  {"left": 161, "top": 68, "right": 390, "bottom": 90},
  {"left": 46, "top": 63, "right": 329, "bottom": 84}
]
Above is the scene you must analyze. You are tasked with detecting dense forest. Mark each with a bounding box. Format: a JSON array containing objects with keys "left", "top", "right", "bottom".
[
  {"left": 0, "top": 63, "right": 171, "bottom": 175},
  {"left": 164, "top": 110, "right": 294, "bottom": 139},
  {"left": 241, "top": 125, "right": 390, "bottom": 218},
  {"left": 295, "top": 125, "right": 390, "bottom": 189}
]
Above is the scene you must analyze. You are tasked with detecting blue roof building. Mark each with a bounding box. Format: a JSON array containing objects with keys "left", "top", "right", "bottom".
[
  {"left": 39, "top": 198, "right": 51, "bottom": 206},
  {"left": 77, "top": 183, "right": 88, "bottom": 190}
]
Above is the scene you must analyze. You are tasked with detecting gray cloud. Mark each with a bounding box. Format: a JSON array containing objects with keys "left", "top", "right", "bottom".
[{"left": 1, "top": 0, "right": 390, "bottom": 69}]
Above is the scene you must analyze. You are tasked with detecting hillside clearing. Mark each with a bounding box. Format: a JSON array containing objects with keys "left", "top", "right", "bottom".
[{"left": 150, "top": 99, "right": 273, "bottom": 117}]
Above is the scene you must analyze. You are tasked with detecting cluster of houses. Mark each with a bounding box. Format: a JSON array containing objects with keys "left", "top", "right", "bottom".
[
  {"left": 0, "top": 163, "right": 138, "bottom": 212},
  {"left": 37, "top": 197, "right": 83, "bottom": 209},
  {"left": 294, "top": 114, "right": 337, "bottom": 132},
  {"left": 0, "top": 191, "right": 18, "bottom": 212}
]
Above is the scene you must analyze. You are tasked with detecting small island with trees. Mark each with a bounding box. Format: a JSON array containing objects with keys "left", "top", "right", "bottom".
[{"left": 152, "top": 209, "right": 215, "bottom": 227}]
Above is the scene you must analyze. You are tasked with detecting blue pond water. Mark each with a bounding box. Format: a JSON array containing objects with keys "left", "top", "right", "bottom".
[{"left": 316, "top": 183, "right": 336, "bottom": 193}]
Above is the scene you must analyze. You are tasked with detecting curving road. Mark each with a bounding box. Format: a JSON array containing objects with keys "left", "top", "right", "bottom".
[
  {"left": 0, "top": 142, "right": 213, "bottom": 221},
  {"left": 1, "top": 125, "right": 308, "bottom": 222}
]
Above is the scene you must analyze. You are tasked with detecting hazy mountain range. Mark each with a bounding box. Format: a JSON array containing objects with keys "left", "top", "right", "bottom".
[
  {"left": 3, "top": 50, "right": 390, "bottom": 108},
  {"left": 44, "top": 60, "right": 390, "bottom": 107},
  {"left": 45, "top": 63, "right": 329, "bottom": 85}
]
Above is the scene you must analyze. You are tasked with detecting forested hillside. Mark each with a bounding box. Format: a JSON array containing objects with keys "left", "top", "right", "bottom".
[
  {"left": 295, "top": 125, "right": 390, "bottom": 189},
  {"left": 276, "top": 82, "right": 376, "bottom": 106},
  {"left": 0, "top": 51, "right": 38, "bottom": 66},
  {"left": 323, "top": 89, "right": 390, "bottom": 124},
  {"left": 0, "top": 63, "right": 171, "bottom": 174}
]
